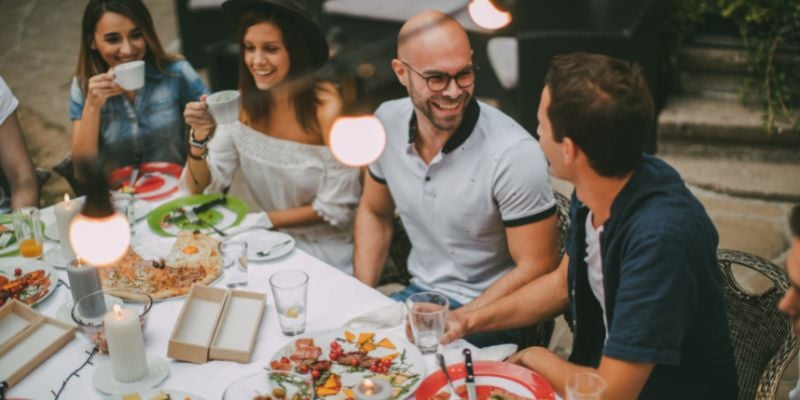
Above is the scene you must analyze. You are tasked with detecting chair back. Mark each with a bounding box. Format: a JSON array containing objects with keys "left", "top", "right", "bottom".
[{"left": 717, "top": 248, "right": 798, "bottom": 400}]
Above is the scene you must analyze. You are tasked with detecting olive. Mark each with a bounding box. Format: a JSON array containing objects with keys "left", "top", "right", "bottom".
[{"left": 272, "top": 387, "right": 286, "bottom": 399}]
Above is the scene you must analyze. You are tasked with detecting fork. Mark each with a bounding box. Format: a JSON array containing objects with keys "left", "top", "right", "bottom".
[
  {"left": 186, "top": 208, "right": 227, "bottom": 237},
  {"left": 256, "top": 239, "right": 293, "bottom": 257},
  {"left": 436, "top": 351, "right": 461, "bottom": 400}
]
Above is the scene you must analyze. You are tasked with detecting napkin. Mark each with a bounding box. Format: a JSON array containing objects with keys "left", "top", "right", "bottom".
[
  {"left": 439, "top": 342, "right": 518, "bottom": 365},
  {"left": 223, "top": 212, "right": 273, "bottom": 236},
  {"left": 344, "top": 302, "right": 405, "bottom": 330}
]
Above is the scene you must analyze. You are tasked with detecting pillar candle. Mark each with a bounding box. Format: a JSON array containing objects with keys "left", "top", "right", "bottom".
[
  {"left": 54, "top": 194, "right": 81, "bottom": 261},
  {"left": 66, "top": 260, "right": 105, "bottom": 318},
  {"left": 104, "top": 304, "right": 149, "bottom": 383}
]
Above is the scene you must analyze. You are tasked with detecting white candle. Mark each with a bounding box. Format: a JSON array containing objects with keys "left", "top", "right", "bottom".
[
  {"left": 355, "top": 378, "right": 392, "bottom": 400},
  {"left": 54, "top": 194, "right": 81, "bottom": 261},
  {"left": 104, "top": 304, "right": 148, "bottom": 383}
]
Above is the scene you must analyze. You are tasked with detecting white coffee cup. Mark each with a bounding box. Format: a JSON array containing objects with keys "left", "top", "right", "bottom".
[
  {"left": 206, "top": 90, "right": 240, "bottom": 125},
  {"left": 113, "top": 60, "right": 145, "bottom": 91}
]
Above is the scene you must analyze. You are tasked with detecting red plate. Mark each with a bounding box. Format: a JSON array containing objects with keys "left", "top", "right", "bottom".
[
  {"left": 415, "top": 361, "right": 554, "bottom": 400},
  {"left": 108, "top": 162, "right": 183, "bottom": 201}
]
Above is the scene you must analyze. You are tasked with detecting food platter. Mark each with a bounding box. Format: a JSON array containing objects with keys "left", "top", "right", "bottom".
[
  {"left": 269, "top": 329, "right": 426, "bottom": 400},
  {"left": 0, "top": 258, "right": 57, "bottom": 306},
  {"left": 415, "top": 361, "right": 554, "bottom": 400}
]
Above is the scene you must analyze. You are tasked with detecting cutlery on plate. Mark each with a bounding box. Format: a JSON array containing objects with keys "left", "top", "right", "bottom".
[
  {"left": 436, "top": 352, "right": 460, "bottom": 400},
  {"left": 0, "top": 231, "right": 13, "bottom": 248},
  {"left": 256, "top": 239, "right": 293, "bottom": 257},
  {"left": 463, "top": 349, "right": 477, "bottom": 400},
  {"left": 164, "top": 196, "right": 228, "bottom": 224},
  {"left": 185, "top": 208, "right": 227, "bottom": 237}
]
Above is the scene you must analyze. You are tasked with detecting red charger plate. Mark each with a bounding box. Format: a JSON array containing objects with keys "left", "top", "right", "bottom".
[
  {"left": 415, "top": 360, "right": 554, "bottom": 400},
  {"left": 108, "top": 162, "right": 183, "bottom": 201}
]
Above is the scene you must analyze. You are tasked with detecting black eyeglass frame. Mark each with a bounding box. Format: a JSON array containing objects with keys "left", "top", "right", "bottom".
[{"left": 398, "top": 60, "right": 478, "bottom": 91}]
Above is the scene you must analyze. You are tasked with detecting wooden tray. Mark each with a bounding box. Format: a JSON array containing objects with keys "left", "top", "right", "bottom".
[
  {"left": 167, "top": 285, "right": 228, "bottom": 363},
  {"left": 209, "top": 289, "right": 266, "bottom": 363}
]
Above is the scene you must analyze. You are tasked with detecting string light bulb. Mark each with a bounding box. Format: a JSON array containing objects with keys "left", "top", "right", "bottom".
[
  {"left": 69, "top": 211, "right": 130, "bottom": 266},
  {"left": 468, "top": 0, "right": 512, "bottom": 30},
  {"left": 329, "top": 115, "right": 387, "bottom": 167}
]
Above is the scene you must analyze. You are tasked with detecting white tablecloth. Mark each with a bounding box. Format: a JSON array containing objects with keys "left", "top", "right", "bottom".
[{"left": 6, "top": 193, "right": 399, "bottom": 399}]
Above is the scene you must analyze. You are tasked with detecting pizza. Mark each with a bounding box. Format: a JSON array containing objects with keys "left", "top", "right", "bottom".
[{"left": 99, "top": 231, "right": 221, "bottom": 299}]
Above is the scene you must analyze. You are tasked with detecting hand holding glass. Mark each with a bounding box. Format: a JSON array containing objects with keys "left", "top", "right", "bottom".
[
  {"left": 405, "top": 291, "right": 449, "bottom": 354},
  {"left": 566, "top": 372, "right": 607, "bottom": 400}
]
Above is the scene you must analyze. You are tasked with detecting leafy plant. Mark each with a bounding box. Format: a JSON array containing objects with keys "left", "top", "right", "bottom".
[{"left": 663, "top": 0, "right": 800, "bottom": 134}]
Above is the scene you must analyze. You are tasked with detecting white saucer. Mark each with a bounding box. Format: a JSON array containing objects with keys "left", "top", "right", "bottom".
[
  {"left": 43, "top": 246, "right": 72, "bottom": 268},
  {"left": 226, "top": 229, "right": 295, "bottom": 261},
  {"left": 93, "top": 353, "right": 170, "bottom": 394}
]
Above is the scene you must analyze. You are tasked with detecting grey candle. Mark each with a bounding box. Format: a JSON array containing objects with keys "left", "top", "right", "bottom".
[{"left": 67, "top": 260, "right": 106, "bottom": 318}]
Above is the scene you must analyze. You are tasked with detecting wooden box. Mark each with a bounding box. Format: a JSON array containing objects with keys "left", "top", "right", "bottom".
[
  {"left": 0, "top": 300, "right": 75, "bottom": 387},
  {"left": 167, "top": 285, "right": 228, "bottom": 363},
  {"left": 209, "top": 289, "right": 267, "bottom": 363}
]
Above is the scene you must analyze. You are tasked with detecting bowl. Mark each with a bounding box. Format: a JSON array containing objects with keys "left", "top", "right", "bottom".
[{"left": 70, "top": 288, "right": 152, "bottom": 353}]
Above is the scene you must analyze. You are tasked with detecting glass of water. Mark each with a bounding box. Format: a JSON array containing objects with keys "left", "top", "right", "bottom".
[
  {"left": 111, "top": 193, "right": 135, "bottom": 234},
  {"left": 269, "top": 270, "right": 308, "bottom": 336},
  {"left": 220, "top": 240, "right": 248, "bottom": 288},
  {"left": 566, "top": 372, "right": 607, "bottom": 400},
  {"left": 405, "top": 291, "right": 449, "bottom": 354}
]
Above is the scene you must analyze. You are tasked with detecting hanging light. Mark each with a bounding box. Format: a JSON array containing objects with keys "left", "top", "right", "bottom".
[
  {"left": 329, "top": 115, "right": 387, "bottom": 167},
  {"left": 68, "top": 158, "right": 131, "bottom": 267},
  {"left": 468, "top": 0, "right": 512, "bottom": 30}
]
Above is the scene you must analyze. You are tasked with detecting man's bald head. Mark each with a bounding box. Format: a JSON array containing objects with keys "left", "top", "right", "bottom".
[{"left": 397, "top": 10, "right": 470, "bottom": 63}]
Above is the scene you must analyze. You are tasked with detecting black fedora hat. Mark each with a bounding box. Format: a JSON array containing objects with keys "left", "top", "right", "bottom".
[{"left": 221, "top": 0, "right": 329, "bottom": 68}]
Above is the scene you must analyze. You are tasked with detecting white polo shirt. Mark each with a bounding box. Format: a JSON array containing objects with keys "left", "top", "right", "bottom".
[{"left": 369, "top": 98, "right": 555, "bottom": 304}]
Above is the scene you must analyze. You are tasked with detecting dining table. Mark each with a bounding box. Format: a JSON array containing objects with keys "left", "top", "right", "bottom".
[{"left": 3, "top": 189, "right": 478, "bottom": 400}]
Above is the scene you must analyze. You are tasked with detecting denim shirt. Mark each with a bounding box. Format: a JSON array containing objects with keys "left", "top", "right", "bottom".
[
  {"left": 565, "top": 155, "right": 738, "bottom": 399},
  {"left": 70, "top": 60, "right": 208, "bottom": 167}
]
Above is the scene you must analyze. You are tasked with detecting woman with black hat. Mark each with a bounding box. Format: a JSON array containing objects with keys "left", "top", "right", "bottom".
[{"left": 182, "top": 0, "right": 361, "bottom": 274}]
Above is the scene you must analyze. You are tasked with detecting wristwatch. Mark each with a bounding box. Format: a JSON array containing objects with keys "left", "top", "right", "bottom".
[{"left": 189, "top": 127, "right": 212, "bottom": 148}]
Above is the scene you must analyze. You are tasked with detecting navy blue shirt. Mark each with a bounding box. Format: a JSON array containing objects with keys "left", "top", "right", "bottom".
[{"left": 565, "top": 155, "right": 738, "bottom": 399}]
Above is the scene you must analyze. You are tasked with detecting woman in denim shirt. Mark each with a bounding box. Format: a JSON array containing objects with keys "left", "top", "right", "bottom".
[
  {"left": 182, "top": 0, "right": 362, "bottom": 274},
  {"left": 70, "top": 0, "right": 208, "bottom": 169}
]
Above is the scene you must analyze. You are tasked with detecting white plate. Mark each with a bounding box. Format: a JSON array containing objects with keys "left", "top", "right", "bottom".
[
  {"left": 102, "top": 389, "right": 205, "bottom": 400},
  {"left": 226, "top": 229, "right": 295, "bottom": 262},
  {"left": 43, "top": 246, "right": 72, "bottom": 269},
  {"left": 45, "top": 201, "right": 151, "bottom": 241},
  {"left": 0, "top": 224, "right": 19, "bottom": 257},
  {"left": 93, "top": 353, "right": 170, "bottom": 394},
  {"left": 0, "top": 258, "right": 58, "bottom": 306},
  {"left": 270, "top": 329, "right": 426, "bottom": 400}
]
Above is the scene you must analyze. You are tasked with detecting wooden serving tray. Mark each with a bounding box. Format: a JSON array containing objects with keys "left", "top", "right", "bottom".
[
  {"left": 167, "top": 285, "right": 228, "bottom": 363},
  {"left": 0, "top": 300, "right": 75, "bottom": 387},
  {"left": 209, "top": 289, "right": 266, "bottom": 363}
]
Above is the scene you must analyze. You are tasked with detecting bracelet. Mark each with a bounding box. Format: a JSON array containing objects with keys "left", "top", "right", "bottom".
[
  {"left": 189, "top": 127, "right": 212, "bottom": 147},
  {"left": 188, "top": 146, "right": 208, "bottom": 161}
]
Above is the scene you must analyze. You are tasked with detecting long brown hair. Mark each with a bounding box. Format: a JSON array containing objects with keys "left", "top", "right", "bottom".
[
  {"left": 75, "top": 0, "right": 179, "bottom": 94},
  {"left": 237, "top": 9, "right": 321, "bottom": 136}
]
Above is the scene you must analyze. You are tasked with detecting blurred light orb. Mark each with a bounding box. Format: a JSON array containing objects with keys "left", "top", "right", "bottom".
[
  {"left": 330, "top": 116, "right": 387, "bottom": 167},
  {"left": 69, "top": 211, "right": 130, "bottom": 266},
  {"left": 468, "top": 0, "right": 512, "bottom": 30}
]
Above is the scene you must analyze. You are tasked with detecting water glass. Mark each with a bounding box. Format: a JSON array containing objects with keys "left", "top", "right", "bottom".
[
  {"left": 111, "top": 192, "right": 135, "bottom": 234},
  {"left": 405, "top": 291, "right": 449, "bottom": 354},
  {"left": 269, "top": 270, "right": 309, "bottom": 336},
  {"left": 12, "top": 207, "right": 43, "bottom": 258},
  {"left": 220, "top": 240, "right": 248, "bottom": 287},
  {"left": 566, "top": 372, "right": 607, "bottom": 400}
]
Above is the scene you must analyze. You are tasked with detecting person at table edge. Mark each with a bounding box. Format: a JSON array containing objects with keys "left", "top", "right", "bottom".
[
  {"left": 778, "top": 205, "right": 800, "bottom": 399},
  {"left": 70, "top": 0, "right": 208, "bottom": 173},
  {"left": 441, "top": 53, "right": 738, "bottom": 399},
  {"left": 354, "top": 11, "right": 560, "bottom": 347},
  {"left": 0, "top": 75, "right": 39, "bottom": 212}
]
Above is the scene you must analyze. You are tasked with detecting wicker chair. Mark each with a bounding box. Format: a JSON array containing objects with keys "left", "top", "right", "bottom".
[{"left": 717, "top": 248, "right": 798, "bottom": 400}]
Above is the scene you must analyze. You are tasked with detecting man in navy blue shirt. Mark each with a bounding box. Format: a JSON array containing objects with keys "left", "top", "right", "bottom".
[{"left": 442, "top": 52, "right": 738, "bottom": 399}]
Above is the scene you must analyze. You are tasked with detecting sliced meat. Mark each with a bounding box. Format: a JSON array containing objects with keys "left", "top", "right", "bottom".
[{"left": 270, "top": 360, "right": 293, "bottom": 371}]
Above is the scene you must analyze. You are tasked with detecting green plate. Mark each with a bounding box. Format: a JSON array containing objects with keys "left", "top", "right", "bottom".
[
  {"left": 0, "top": 214, "right": 19, "bottom": 257},
  {"left": 147, "top": 194, "right": 248, "bottom": 237}
]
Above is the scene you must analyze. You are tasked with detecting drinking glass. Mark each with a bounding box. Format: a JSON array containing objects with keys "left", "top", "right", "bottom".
[
  {"left": 220, "top": 240, "right": 248, "bottom": 288},
  {"left": 111, "top": 192, "right": 135, "bottom": 234},
  {"left": 269, "top": 270, "right": 309, "bottom": 336},
  {"left": 12, "top": 207, "right": 43, "bottom": 258},
  {"left": 566, "top": 372, "right": 607, "bottom": 400},
  {"left": 405, "top": 291, "right": 449, "bottom": 354}
]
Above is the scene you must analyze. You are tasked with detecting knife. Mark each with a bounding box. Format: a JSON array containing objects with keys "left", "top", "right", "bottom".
[
  {"left": 463, "top": 349, "right": 477, "bottom": 400},
  {"left": 163, "top": 196, "right": 227, "bottom": 224}
]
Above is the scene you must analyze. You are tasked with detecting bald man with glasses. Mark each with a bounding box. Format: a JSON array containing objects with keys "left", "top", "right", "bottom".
[{"left": 354, "top": 10, "right": 559, "bottom": 347}]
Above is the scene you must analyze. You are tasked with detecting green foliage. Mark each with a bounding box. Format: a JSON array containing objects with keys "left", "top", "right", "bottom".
[{"left": 664, "top": 0, "right": 800, "bottom": 134}]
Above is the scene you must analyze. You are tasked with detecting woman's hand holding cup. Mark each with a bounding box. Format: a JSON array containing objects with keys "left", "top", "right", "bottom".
[
  {"left": 86, "top": 71, "right": 124, "bottom": 109},
  {"left": 183, "top": 94, "right": 216, "bottom": 142}
]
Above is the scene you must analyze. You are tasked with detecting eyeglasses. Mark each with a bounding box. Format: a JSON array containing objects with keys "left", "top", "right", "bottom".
[{"left": 398, "top": 60, "right": 477, "bottom": 92}]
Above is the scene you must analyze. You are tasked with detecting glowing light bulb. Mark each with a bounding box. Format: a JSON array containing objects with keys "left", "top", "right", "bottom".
[
  {"left": 468, "top": 0, "right": 512, "bottom": 30},
  {"left": 69, "top": 211, "right": 130, "bottom": 266},
  {"left": 329, "top": 116, "right": 387, "bottom": 167}
]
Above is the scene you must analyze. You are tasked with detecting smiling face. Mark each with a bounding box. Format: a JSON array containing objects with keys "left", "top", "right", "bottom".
[
  {"left": 779, "top": 238, "right": 800, "bottom": 336},
  {"left": 243, "top": 22, "right": 290, "bottom": 91},
  {"left": 91, "top": 11, "right": 146, "bottom": 68}
]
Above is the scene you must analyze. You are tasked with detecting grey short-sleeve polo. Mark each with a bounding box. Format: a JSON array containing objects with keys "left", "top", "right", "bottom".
[{"left": 369, "top": 98, "right": 555, "bottom": 304}]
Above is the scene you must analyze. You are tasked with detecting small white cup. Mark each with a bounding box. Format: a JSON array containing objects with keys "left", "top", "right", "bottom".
[
  {"left": 113, "top": 60, "right": 145, "bottom": 90},
  {"left": 206, "top": 90, "right": 240, "bottom": 125}
]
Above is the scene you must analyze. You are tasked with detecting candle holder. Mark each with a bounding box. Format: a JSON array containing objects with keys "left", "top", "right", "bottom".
[
  {"left": 71, "top": 288, "right": 152, "bottom": 353},
  {"left": 355, "top": 378, "right": 392, "bottom": 400}
]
